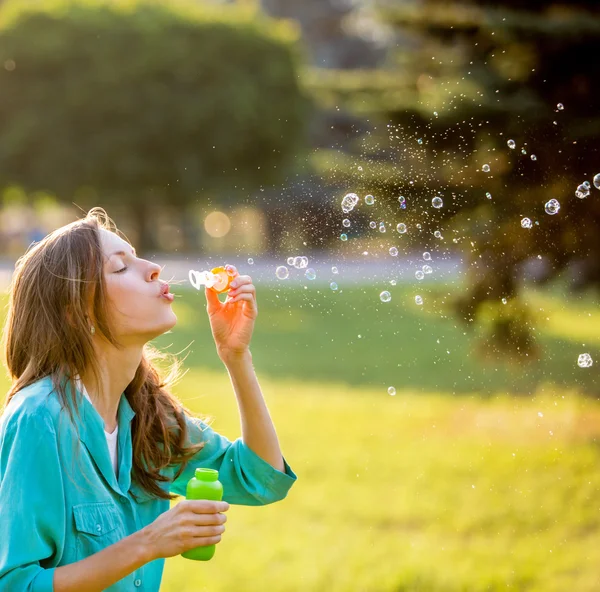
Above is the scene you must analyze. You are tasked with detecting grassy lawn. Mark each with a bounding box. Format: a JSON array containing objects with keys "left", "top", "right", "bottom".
[
  {"left": 1, "top": 283, "right": 598, "bottom": 590},
  {"left": 156, "top": 285, "right": 599, "bottom": 591},
  {"left": 155, "top": 284, "right": 599, "bottom": 395},
  {"left": 161, "top": 369, "right": 600, "bottom": 592}
]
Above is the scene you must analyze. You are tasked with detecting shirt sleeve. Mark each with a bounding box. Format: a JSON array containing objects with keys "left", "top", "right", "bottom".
[
  {"left": 168, "top": 414, "right": 298, "bottom": 506},
  {"left": 0, "top": 406, "right": 65, "bottom": 592}
]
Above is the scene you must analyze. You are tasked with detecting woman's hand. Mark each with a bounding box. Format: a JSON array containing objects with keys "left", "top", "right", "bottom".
[
  {"left": 140, "top": 499, "right": 229, "bottom": 561},
  {"left": 205, "top": 275, "right": 258, "bottom": 361}
]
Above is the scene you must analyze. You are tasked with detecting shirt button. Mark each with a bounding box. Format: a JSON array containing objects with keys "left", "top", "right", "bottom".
[
  {"left": 134, "top": 579, "right": 142, "bottom": 587},
  {"left": 96, "top": 524, "right": 102, "bottom": 532}
]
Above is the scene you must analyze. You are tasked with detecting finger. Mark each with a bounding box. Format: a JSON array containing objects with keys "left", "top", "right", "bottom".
[
  {"left": 185, "top": 512, "right": 228, "bottom": 526},
  {"left": 204, "top": 286, "right": 223, "bottom": 313},
  {"left": 229, "top": 293, "right": 255, "bottom": 305},
  {"left": 228, "top": 284, "right": 256, "bottom": 297},
  {"left": 190, "top": 534, "right": 223, "bottom": 546},
  {"left": 187, "top": 500, "right": 229, "bottom": 513},
  {"left": 229, "top": 275, "right": 252, "bottom": 289}
]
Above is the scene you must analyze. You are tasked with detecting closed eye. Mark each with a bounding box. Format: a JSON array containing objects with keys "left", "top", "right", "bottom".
[{"left": 115, "top": 266, "right": 128, "bottom": 274}]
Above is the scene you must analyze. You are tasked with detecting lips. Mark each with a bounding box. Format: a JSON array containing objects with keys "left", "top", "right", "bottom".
[{"left": 160, "top": 283, "right": 174, "bottom": 302}]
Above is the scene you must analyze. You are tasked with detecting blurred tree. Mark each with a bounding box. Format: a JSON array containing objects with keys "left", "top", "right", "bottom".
[
  {"left": 0, "top": 0, "right": 309, "bottom": 251},
  {"left": 308, "top": 0, "right": 600, "bottom": 358}
]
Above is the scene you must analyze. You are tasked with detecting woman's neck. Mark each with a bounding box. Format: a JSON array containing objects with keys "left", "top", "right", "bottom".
[{"left": 80, "top": 345, "right": 143, "bottom": 432}]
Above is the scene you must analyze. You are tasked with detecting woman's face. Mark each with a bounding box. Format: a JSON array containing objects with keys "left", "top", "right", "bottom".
[{"left": 99, "top": 228, "right": 176, "bottom": 344}]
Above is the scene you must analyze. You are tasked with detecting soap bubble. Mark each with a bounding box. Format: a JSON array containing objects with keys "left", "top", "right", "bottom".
[
  {"left": 423, "top": 252, "right": 431, "bottom": 261},
  {"left": 544, "top": 199, "right": 560, "bottom": 215},
  {"left": 577, "top": 353, "right": 593, "bottom": 368},
  {"left": 275, "top": 266, "right": 289, "bottom": 280},
  {"left": 388, "top": 386, "right": 396, "bottom": 396},
  {"left": 415, "top": 295, "right": 423, "bottom": 305},
  {"left": 434, "top": 230, "right": 442, "bottom": 239},
  {"left": 507, "top": 139, "right": 516, "bottom": 149},
  {"left": 358, "top": 166, "right": 363, "bottom": 171},
  {"left": 378, "top": 223, "right": 386, "bottom": 233},
  {"left": 380, "top": 291, "right": 392, "bottom": 303},
  {"left": 531, "top": 154, "right": 537, "bottom": 161},
  {"left": 423, "top": 265, "right": 432, "bottom": 274},
  {"left": 369, "top": 221, "right": 377, "bottom": 229},
  {"left": 341, "top": 192, "right": 359, "bottom": 213},
  {"left": 521, "top": 217, "right": 532, "bottom": 229},
  {"left": 594, "top": 173, "right": 600, "bottom": 189},
  {"left": 521, "top": 149, "right": 527, "bottom": 155},
  {"left": 287, "top": 257, "right": 295, "bottom": 265},
  {"left": 432, "top": 196, "right": 443, "bottom": 208},
  {"left": 482, "top": 164, "right": 491, "bottom": 173},
  {"left": 557, "top": 103, "right": 564, "bottom": 110},
  {"left": 332, "top": 266, "right": 339, "bottom": 274},
  {"left": 397, "top": 223, "right": 407, "bottom": 234},
  {"left": 330, "top": 282, "right": 338, "bottom": 291},
  {"left": 415, "top": 270, "right": 425, "bottom": 280},
  {"left": 486, "top": 192, "right": 492, "bottom": 200},
  {"left": 417, "top": 138, "right": 423, "bottom": 145},
  {"left": 502, "top": 298, "right": 507, "bottom": 304},
  {"left": 247, "top": 258, "right": 254, "bottom": 265},
  {"left": 305, "top": 268, "right": 316, "bottom": 280},
  {"left": 342, "top": 218, "right": 351, "bottom": 227},
  {"left": 189, "top": 269, "right": 216, "bottom": 290},
  {"left": 389, "top": 247, "right": 399, "bottom": 256},
  {"left": 390, "top": 279, "right": 397, "bottom": 286},
  {"left": 225, "top": 265, "right": 238, "bottom": 277},
  {"left": 340, "top": 233, "right": 348, "bottom": 241},
  {"left": 365, "top": 194, "right": 375, "bottom": 205},
  {"left": 575, "top": 184, "right": 590, "bottom": 199},
  {"left": 583, "top": 181, "right": 591, "bottom": 189}
]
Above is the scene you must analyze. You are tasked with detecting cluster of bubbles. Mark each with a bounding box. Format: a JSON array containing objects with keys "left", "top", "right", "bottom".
[
  {"left": 578, "top": 353, "right": 593, "bottom": 368},
  {"left": 341, "top": 192, "right": 360, "bottom": 214},
  {"left": 545, "top": 199, "right": 560, "bottom": 215},
  {"left": 189, "top": 264, "right": 238, "bottom": 290},
  {"left": 575, "top": 174, "right": 600, "bottom": 198},
  {"left": 275, "top": 256, "right": 321, "bottom": 281}
]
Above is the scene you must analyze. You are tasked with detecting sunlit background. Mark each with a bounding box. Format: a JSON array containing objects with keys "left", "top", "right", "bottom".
[{"left": 0, "top": 0, "right": 599, "bottom": 590}]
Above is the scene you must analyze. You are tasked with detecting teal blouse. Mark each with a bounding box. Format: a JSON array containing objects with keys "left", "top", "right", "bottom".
[{"left": 0, "top": 376, "right": 297, "bottom": 591}]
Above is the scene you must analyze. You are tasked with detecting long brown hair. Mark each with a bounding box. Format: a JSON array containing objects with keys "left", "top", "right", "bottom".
[{"left": 1, "top": 207, "right": 207, "bottom": 501}]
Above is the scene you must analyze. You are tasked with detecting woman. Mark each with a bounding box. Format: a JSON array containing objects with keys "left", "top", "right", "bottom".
[{"left": 0, "top": 208, "right": 297, "bottom": 591}]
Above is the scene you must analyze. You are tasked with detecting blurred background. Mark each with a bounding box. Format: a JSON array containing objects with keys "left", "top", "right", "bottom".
[{"left": 0, "top": 0, "right": 599, "bottom": 590}]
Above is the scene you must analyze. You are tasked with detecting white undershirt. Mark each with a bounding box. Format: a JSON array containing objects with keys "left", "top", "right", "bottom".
[{"left": 75, "top": 378, "right": 119, "bottom": 478}]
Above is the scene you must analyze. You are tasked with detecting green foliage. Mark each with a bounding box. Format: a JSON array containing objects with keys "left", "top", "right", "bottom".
[
  {"left": 308, "top": 1, "right": 600, "bottom": 355},
  {"left": 0, "top": 0, "right": 309, "bottom": 202}
]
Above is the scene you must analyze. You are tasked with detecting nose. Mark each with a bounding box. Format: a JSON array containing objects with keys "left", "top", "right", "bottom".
[{"left": 147, "top": 261, "right": 162, "bottom": 282}]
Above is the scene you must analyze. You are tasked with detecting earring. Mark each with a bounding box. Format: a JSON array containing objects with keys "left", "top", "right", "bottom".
[{"left": 90, "top": 325, "right": 95, "bottom": 335}]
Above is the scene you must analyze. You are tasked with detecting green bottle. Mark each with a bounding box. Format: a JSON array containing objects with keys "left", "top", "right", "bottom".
[{"left": 181, "top": 468, "right": 224, "bottom": 561}]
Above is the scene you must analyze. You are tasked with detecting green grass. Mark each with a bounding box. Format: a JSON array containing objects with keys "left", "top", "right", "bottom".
[
  {"left": 2, "top": 283, "right": 599, "bottom": 590},
  {"left": 160, "top": 370, "right": 600, "bottom": 592},
  {"left": 155, "top": 285, "right": 599, "bottom": 395},
  {"left": 155, "top": 285, "right": 600, "bottom": 591}
]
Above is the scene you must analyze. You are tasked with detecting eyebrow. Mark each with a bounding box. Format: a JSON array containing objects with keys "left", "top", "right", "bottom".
[{"left": 109, "top": 247, "right": 137, "bottom": 259}]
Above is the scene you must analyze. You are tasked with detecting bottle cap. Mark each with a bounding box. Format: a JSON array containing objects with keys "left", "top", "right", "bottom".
[{"left": 195, "top": 468, "right": 219, "bottom": 481}]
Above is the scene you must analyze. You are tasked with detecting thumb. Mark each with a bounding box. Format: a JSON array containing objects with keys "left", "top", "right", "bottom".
[{"left": 204, "top": 286, "right": 222, "bottom": 313}]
